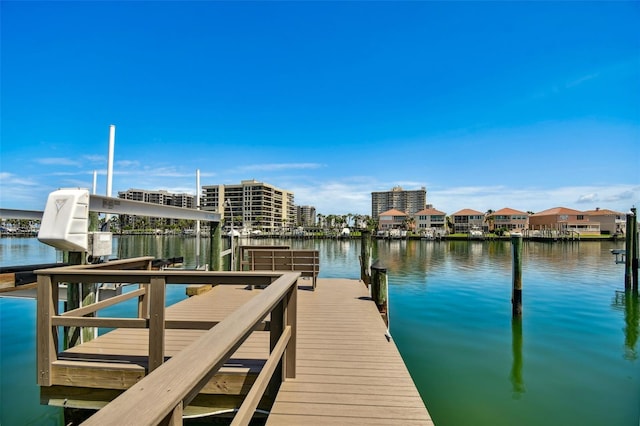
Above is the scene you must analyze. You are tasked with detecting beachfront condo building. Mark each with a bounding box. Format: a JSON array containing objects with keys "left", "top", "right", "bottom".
[
  {"left": 201, "top": 179, "right": 296, "bottom": 233},
  {"left": 371, "top": 186, "right": 427, "bottom": 220},
  {"left": 297, "top": 205, "right": 316, "bottom": 227},
  {"left": 117, "top": 189, "right": 195, "bottom": 227}
]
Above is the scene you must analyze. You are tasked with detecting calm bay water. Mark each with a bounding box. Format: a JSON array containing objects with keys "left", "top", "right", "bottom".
[{"left": 1, "top": 236, "right": 638, "bottom": 425}]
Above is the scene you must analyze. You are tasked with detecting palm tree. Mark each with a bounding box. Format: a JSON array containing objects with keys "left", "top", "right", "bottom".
[
  {"left": 352, "top": 214, "right": 363, "bottom": 229},
  {"left": 484, "top": 209, "right": 495, "bottom": 232},
  {"left": 446, "top": 216, "right": 454, "bottom": 233},
  {"left": 406, "top": 217, "right": 416, "bottom": 232},
  {"left": 365, "top": 215, "right": 377, "bottom": 231}
]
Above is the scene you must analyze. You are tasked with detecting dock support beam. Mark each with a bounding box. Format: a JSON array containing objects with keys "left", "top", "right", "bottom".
[{"left": 511, "top": 234, "right": 523, "bottom": 317}]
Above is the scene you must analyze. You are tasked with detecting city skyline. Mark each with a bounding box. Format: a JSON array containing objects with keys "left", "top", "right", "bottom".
[{"left": 1, "top": 2, "right": 638, "bottom": 215}]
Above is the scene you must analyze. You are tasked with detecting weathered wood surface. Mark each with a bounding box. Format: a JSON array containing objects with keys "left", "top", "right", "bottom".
[{"left": 266, "top": 278, "right": 433, "bottom": 425}]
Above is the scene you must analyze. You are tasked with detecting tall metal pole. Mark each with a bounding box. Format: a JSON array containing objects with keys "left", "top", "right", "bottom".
[
  {"left": 89, "top": 170, "right": 99, "bottom": 232},
  {"left": 195, "top": 169, "right": 201, "bottom": 269},
  {"left": 226, "top": 199, "right": 234, "bottom": 271},
  {"left": 105, "top": 125, "right": 115, "bottom": 227},
  {"left": 106, "top": 125, "right": 115, "bottom": 198}
]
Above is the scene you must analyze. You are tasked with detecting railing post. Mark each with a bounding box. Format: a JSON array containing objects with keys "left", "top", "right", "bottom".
[
  {"left": 165, "top": 401, "right": 183, "bottom": 426},
  {"left": 148, "top": 276, "right": 166, "bottom": 373},
  {"left": 37, "top": 273, "right": 58, "bottom": 386},
  {"left": 269, "top": 295, "right": 284, "bottom": 398},
  {"left": 139, "top": 258, "right": 153, "bottom": 318},
  {"left": 371, "top": 261, "right": 388, "bottom": 327},
  {"left": 284, "top": 282, "right": 297, "bottom": 379}
]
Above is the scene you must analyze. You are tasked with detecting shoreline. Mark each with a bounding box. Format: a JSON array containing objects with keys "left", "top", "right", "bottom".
[{"left": 1, "top": 234, "right": 623, "bottom": 243}]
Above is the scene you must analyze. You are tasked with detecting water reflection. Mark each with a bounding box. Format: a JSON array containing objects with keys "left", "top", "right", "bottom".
[
  {"left": 613, "top": 290, "right": 640, "bottom": 360},
  {"left": 510, "top": 317, "right": 525, "bottom": 398},
  {"left": 1, "top": 237, "right": 637, "bottom": 426}
]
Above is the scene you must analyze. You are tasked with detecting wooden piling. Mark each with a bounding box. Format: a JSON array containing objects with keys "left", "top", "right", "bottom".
[
  {"left": 511, "top": 233, "right": 523, "bottom": 317},
  {"left": 625, "top": 211, "right": 633, "bottom": 291},
  {"left": 371, "top": 261, "right": 388, "bottom": 327},
  {"left": 360, "top": 229, "right": 372, "bottom": 287},
  {"left": 64, "top": 251, "right": 84, "bottom": 349},
  {"left": 210, "top": 221, "right": 222, "bottom": 271},
  {"left": 631, "top": 208, "right": 638, "bottom": 292},
  {"left": 625, "top": 208, "right": 639, "bottom": 292}
]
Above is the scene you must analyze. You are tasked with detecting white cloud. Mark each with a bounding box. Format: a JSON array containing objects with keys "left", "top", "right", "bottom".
[
  {"left": 288, "top": 179, "right": 373, "bottom": 215},
  {"left": 565, "top": 72, "right": 600, "bottom": 89},
  {"left": 36, "top": 157, "right": 81, "bottom": 166},
  {"left": 116, "top": 160, "right": 141, "bottom": 168},
  {"left": 238, "top": 163, "right": 325, "bottom": 172},
  {"left": 83, "top": 155, "right": 105, "bottom": 163},
  {"left": 603, "top": 189, "right": 638, "bottom": 202},
  {"left": 0, "top": 172, "right": 38, "bottom": 186},
  {"left": 428, "top": 184, "right": 639, "bottom": 215},
  {"left": 577, "top": 193, "right": 599, "bottom": 204}
]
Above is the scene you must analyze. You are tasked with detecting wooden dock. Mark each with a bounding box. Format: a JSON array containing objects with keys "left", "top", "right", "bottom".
[
  {"left": 266, "top": 278, "right": 433, "bottom": 425},
  {"left": 35, "top": 260, "right": 432, "bottom": 425}
]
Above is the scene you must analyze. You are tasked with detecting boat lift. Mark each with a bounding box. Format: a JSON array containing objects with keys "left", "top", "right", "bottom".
[
  {"left": 611, "top": 249, "right": 626, "bottom": 265},
  {"left": 1, "top": 189, "right": 221, "bottom": 295}
]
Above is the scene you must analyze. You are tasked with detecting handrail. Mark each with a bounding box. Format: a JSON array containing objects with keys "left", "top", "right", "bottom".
[
  {"left": 35, "top": 260, "right": 298, "bottom": 425},
  {"left": 80, "top": 271, "right": 299, "bottom": 426},
  {"left": 60, "top": 287, "right": 146, "bottom": 317}
]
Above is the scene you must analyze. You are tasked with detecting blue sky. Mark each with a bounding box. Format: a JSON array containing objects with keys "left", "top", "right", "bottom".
[{"left": 1, "top": 1, "right": 638, "bottom": 215}]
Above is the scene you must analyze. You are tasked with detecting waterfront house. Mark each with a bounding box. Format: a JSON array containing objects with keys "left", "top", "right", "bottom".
[
  {"left": 583, "top": 207, "right": 626, "bottom": 235},
  {"left": 451, "top": 208, "right": 485, "bottom": 233},
  {"left": 378, "top": 208, "right": 408, "bottom": 231},
  {"left": 529, "top": 207, "right": 600, "bottom": 235},
  {"left": 415, "top": 207, "right": 447, "bottom": 236},
  {"left": 486, "top": 207, "right": 529, "bottom": 232}
]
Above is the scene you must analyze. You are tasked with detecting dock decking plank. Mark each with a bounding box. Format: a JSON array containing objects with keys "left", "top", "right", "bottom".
[{"left": 266, "top": 278, "right": 432, "bottom": 425}]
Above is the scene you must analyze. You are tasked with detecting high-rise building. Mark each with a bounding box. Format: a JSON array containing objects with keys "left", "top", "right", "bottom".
[
  {"left": 201, "top": 179, "right": 295, "bottom": 232},
  {"left": 117, "top": 189, "right": 195, "bottom": 227},
  {"left": 296, "top": 205, "right": 316, "bottom": 227},
  {"left": 371, "top": 186, "right": 427, "bottom": 220}
]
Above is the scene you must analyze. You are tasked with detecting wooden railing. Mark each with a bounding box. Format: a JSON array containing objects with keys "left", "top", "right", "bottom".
[
  {"left": 247, "top": 249, "right": 320, "bottom": 290},
  {"left": 238, "top": 245, "right": 290, "bottom": 271},
  {"left": 35, "top": 257, "right": 299, "bottom": 425}
]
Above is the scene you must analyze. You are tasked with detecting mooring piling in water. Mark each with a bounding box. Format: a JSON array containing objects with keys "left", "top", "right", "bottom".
[
  {"left": 511, "top": 233, "right": 523, "bottom": 317},
  {"left": 625, "top": 207, "right": 638, "bottom": 292}
]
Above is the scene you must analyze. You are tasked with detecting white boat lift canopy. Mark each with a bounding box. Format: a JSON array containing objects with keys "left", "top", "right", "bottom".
[{"left": 1, "top": 193, "right": 220, "bottom": 223}]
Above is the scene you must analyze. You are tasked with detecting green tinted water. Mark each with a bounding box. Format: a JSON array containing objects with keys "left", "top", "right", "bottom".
[{"left": 1, "top": 237, "right": 638, "bottom": 425}]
